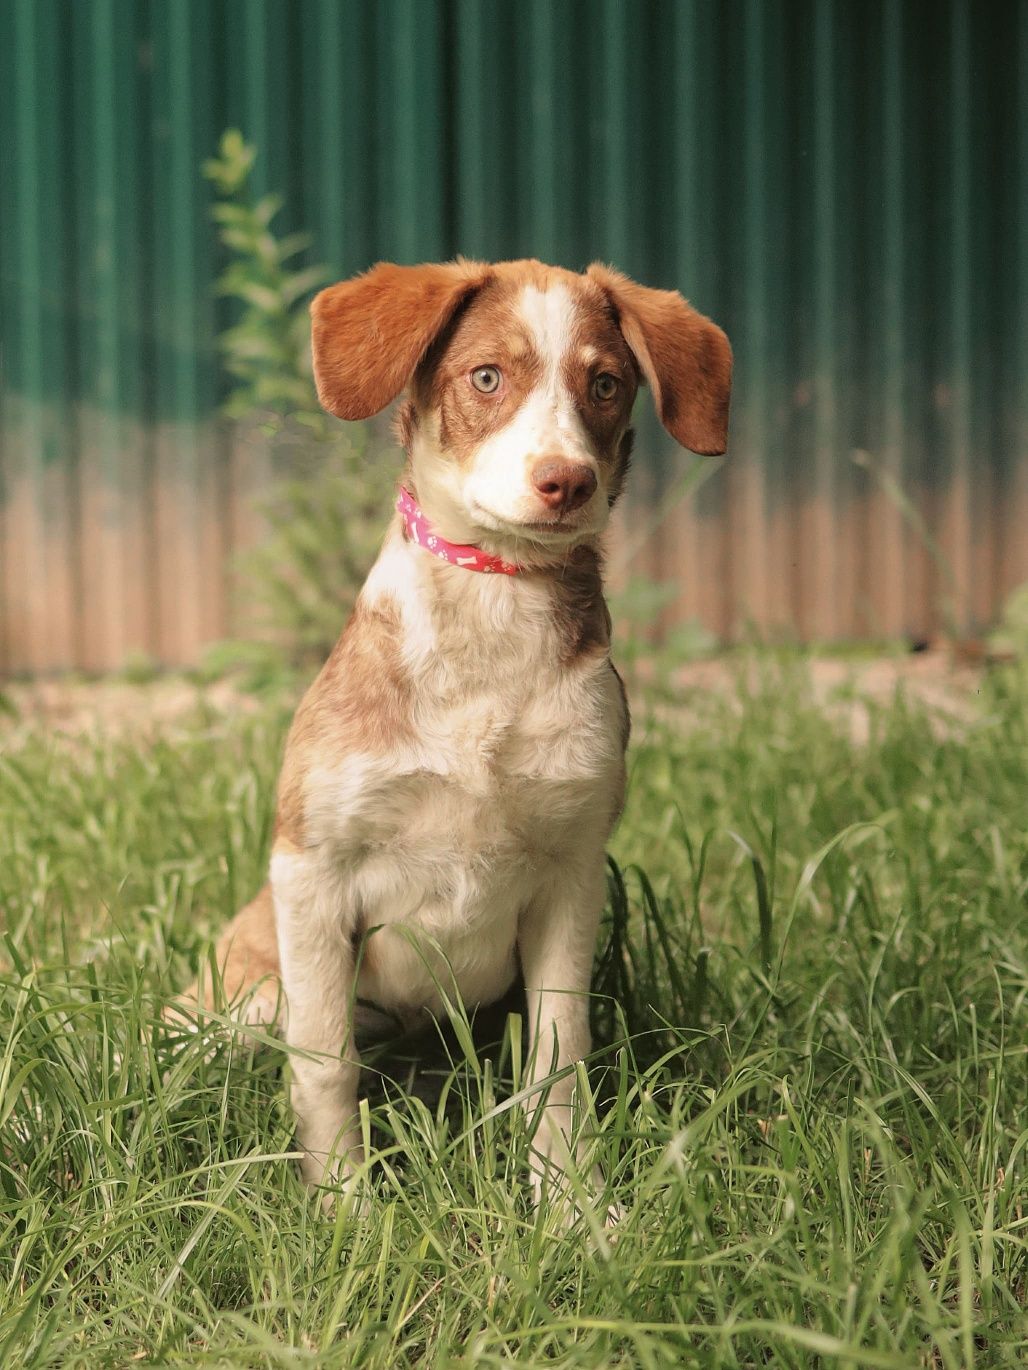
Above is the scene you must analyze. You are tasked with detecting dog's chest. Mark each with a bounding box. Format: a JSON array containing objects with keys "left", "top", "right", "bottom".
[
  {"left": 305, "top": 662, "right": 623, "bottom": 1018},
  {"left": 317, "top": 661, "right": 620, "bottom": 858}
]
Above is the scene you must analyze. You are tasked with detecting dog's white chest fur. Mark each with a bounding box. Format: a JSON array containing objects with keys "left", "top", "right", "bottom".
[{"left": 273, "top": 541, "right": 626, "bottom": 1026}]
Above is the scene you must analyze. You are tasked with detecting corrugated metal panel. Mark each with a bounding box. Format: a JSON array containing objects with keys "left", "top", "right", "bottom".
[{"left": 0, "top": 0, "right": 1025, "bottom": 673}]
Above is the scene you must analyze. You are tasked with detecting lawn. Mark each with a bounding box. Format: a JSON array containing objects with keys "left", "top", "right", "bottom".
[{"left": 1, "top": 656, "right": 1026, "bottom": 1367}]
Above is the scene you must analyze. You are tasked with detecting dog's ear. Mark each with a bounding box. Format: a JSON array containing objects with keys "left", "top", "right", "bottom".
[
  {"left": 587, "top": 263, "right": 732, "bottom": 455},
  {"left": 311, "top": 260, "right": 491, "bottom": 420}
]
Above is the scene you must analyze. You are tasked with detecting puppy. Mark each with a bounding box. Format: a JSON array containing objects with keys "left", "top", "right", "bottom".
[{"left": 181, "top": 259, "right": 731, "bottom": 1209}]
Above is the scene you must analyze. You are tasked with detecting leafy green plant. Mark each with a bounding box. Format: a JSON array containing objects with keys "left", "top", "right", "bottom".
[
  {"left": 203, "top": 130, "right": 394, "bottom": 669},
  {"left": 203, "top": 129, "right": 328, "bottom": 421}
]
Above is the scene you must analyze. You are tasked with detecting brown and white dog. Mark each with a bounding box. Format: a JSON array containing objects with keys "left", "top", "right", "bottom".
[{"left": 181, "top": 259, "right": 731, "bottom": 1209}]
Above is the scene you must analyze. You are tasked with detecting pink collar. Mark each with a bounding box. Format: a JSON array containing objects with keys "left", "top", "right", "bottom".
[{"left": 396, "top": 487, "right": 520, "bottom": 576}]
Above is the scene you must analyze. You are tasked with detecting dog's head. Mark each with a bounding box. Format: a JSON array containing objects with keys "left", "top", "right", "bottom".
[{"left": 311, "top": 259, "right": 731, "bottom": 555}]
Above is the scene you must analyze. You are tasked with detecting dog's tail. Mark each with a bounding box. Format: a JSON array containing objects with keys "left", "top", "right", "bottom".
[{"left": 166, "top": 884, "right": 285, "bottom": 1031}]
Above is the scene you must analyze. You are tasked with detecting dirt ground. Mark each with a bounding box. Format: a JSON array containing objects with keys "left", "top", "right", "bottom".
[
  {"left": 0, "top": 650, "right": 987, "bottom": 744},
  {"left": 0, "top": 676, "right": 268, "bottom": 739}
]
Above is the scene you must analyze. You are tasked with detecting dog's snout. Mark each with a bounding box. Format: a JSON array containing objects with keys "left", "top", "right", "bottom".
[{"left": 531, "top": 460, "right": 597, "bottom": 514}]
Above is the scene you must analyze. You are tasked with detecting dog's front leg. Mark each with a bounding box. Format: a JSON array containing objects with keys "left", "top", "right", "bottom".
[
  {"left": 271, "top": 846, "right": 363, "bottom": 1205},
  {"left": 519, "top": 859, "right": 607, "bottom": 1212}
]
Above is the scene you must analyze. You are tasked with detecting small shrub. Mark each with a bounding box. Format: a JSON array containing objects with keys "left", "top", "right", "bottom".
[{"left": 203, "top": 130, "right": 395, "bottom": 669}]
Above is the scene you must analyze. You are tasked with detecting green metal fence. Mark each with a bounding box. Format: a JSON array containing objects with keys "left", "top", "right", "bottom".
[{"left": 1, "top": 0, "right": 1025, "bottom": 671}]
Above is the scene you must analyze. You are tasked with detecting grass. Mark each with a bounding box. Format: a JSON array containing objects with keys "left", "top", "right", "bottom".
[{"left": 1, "top": 656, "right": 1026, "bottom": 1367}]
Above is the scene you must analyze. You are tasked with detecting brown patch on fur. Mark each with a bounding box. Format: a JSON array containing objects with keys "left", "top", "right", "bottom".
[
  {"left": 311, "top": 259, "right": 492, "bottom": 420},
  {"left": 275, "top": 596, "right": 413, "bottom": 847},
  {"left": 274, "top": 763, "right": 306, "bottom": 851},
  {"left": 545, "top": 545, "right": 612, "bottom": 665},
  {"left": 559, "top": 278, "right": 639, "bottom": 465},
  {"left": 413, "top": 278, "right": 546, "bottom": 465},
  {"left": 587, "top": 263, "right": 733, "bottom": 455},
  {"left": 170, "top": 884, "right": 282, "bottom": 1023},
  {"left": 607, "top": 428, "right": 635, "bottom": 507}
]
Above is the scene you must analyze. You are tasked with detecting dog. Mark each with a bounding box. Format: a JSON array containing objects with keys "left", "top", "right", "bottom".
[{"left": 179, "top": 258, "right": 731, "bottom": 1210}]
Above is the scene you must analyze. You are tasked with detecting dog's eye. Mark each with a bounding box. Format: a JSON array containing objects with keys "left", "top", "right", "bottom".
[
  {"left": 470, "top": 366, "right": 502, "bottom": 394},
  {"left": 592, "top": 373, "right": 620, "bottom": 402}
]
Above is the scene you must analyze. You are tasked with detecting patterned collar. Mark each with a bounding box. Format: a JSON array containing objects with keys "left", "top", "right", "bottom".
[{"left": 396, "top": 487, "right": 521, "bottom": 576}]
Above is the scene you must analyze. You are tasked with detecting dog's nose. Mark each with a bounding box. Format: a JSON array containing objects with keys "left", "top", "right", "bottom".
[{"left": 531, "top": 461, "right": 598, "bottom": 513}]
